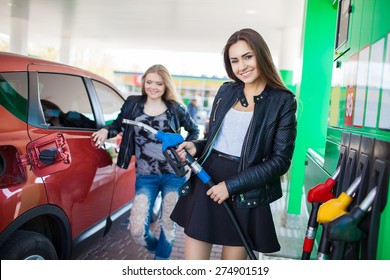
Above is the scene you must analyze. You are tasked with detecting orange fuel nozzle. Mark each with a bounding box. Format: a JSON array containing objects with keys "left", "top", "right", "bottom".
[{"left": 317, "top": 175, "right": 361, "bottom": 223}]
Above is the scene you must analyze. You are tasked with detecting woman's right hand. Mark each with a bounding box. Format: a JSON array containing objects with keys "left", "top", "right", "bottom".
[
  {"left": 176, "top": 141, "right": 196, "bottom": 163},
  {"left": 92, "top": 128, "right": 108, "bottom": 148}
]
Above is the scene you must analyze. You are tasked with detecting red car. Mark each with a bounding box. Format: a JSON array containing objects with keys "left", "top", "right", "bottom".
[{"left": 0, "top": 52, "right": 136, "bottom": 259}]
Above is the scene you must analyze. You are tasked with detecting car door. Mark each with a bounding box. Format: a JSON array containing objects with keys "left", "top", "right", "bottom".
[
  {"left": 91, "top": 80, "right": 135, "bottom": 215},
  {"left": 26, "top": 64, "right": 116, "bottom": 238}
]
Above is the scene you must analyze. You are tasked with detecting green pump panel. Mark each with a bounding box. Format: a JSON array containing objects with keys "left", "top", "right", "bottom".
[{"left": 289, "top": 0, "right": 390, "bottom": 259}]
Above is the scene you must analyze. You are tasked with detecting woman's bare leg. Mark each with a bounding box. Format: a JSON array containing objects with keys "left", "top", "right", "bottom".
[
  {"left": 184, "top": 235, "right": 212, "bottom": 260},
  {"left": 221, "top": 246, "right": 248, "bottom": 260}
]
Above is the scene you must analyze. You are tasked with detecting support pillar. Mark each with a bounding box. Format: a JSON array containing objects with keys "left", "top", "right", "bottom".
[
  {"left": 9, "top": 0, "right": 29, "bottom": 55},
  {"left": 288, "top": 0, "right": 337, "bottom": 215}
]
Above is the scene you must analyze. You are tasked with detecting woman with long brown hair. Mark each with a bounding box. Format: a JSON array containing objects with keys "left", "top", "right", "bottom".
[{"left": 171, "top": 28, "right": 297, "bottom": 260}]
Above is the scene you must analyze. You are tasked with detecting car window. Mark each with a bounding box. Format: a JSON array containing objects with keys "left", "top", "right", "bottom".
[
  {"left": 92, "top": 80, "right": 124, "bottom": 125},
  {"left": 38, "top": 73, "right": 96, "bottom": 129},
  {"left": 0, "top": 72, "right": 28, "bottom": 122}
]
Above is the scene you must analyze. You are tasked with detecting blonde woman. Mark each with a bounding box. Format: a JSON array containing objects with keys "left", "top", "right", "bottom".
[{"left": 92, "top": 64, "right": 199, "bottom": 259}]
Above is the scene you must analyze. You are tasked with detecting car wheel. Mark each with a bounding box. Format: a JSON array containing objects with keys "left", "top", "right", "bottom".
[{"left": 0, "top": 230, "right": 58, "bottom": 260}]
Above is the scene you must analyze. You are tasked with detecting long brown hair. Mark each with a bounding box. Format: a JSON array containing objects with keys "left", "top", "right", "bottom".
[
  {"left": 223, "top": 28, "right": 289, "bottom": 91},
  {"left": 141, "top": 64, "right": 183, "bottom": 104}
]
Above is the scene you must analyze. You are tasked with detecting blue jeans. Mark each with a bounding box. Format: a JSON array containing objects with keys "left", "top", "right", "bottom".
[{"left": 129, "top": 173, "right": 185, "bottom": 260}]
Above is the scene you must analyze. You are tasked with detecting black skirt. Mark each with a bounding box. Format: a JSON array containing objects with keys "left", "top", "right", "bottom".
[{"left": 170, "top": 150, "right": 280, "bottom": 253}]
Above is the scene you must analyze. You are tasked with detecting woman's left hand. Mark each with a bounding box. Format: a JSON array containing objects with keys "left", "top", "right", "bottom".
[{"left": 207, "top": 182, "right": 229, "bottom": 204}]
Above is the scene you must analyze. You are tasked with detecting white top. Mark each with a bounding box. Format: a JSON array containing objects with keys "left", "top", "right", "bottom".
[{"left": 213, "top": 108, "right": 253, "bottom": 157}]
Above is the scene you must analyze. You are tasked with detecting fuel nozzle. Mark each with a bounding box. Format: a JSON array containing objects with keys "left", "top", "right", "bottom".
[
  {"left": 301, "top": 166, "right": 341, "bottom": 260},
  {"left": 317, "top": 175, "right": 361, "bottom": 224},
  {"left": 327, "top": 186, "right": 377, "bottom": 242},
  {"left": 307, "top": 166, "right": 340, "bottom": 203}
]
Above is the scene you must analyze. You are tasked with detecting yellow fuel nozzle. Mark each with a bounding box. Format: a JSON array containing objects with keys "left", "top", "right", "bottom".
[
  {"left": 317, "top": 192, "right": 353, "bottom": 223},
  {"left": 317, "top": 175, "right": 362, "bottom": 224}
]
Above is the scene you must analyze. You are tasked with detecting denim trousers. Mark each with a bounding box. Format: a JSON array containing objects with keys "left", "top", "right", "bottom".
[{"left": 129, "top": 173, "right": 185, "bottom": 260}]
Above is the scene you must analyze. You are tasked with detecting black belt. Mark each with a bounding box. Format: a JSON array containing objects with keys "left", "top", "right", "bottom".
[{"left": 212, "top": 149, "right": 240, "bottom": 162}]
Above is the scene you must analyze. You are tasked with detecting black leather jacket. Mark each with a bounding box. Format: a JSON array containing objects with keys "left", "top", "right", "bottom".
[
  {"left": 106, "top": 95, "right": 200, "bottom": 169},
  {"left": 192, "top": 82, "right": 297, "bottom": 208}
]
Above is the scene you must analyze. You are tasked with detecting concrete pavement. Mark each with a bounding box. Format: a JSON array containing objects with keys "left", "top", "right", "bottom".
[
  {"left": 75, "top": 212, "right": 222, "bottom": 260},
  {"left": 75, "top": 186, "right": 305, "bottom": 260}
]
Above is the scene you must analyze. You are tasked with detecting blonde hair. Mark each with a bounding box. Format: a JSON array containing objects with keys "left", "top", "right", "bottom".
[{"left": 141, "top": 64, "right": 183, "bottom": 104}]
